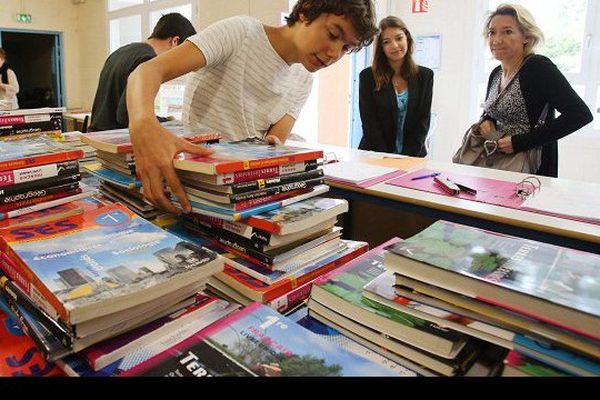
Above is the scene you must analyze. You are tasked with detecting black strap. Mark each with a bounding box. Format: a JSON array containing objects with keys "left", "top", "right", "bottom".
[{"left": 0, "top": 64, "right": 8, "bottom": 85}]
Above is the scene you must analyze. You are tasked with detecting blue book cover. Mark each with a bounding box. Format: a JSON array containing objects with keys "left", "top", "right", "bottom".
[
  {"left": 84, "top": 162, "right": 141, "bottom": 189},
  {"left": 124, "top": 303, "right": 405, "bottom": 376},
  {"left": 1, "top": 204, "right": 224, "bottom": 325}
]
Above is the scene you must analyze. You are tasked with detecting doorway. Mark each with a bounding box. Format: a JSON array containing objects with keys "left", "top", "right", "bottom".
[{"left": 0, "top": 29, "right": 65, "bottom": 109}]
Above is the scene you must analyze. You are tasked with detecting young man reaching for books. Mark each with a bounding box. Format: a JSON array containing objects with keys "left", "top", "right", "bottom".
[{"left": 126, "top": 0, "right": 378, "bottom": 214}]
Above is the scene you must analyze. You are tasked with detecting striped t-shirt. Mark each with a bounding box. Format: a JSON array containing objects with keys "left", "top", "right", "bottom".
[{"left": 182, "top": 16, "right": 313, "bottom": 142}]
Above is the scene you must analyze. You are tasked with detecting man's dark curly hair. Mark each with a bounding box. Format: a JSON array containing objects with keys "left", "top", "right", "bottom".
[{"left": 286, "top": 0, "right": 379, "bottom": 52}]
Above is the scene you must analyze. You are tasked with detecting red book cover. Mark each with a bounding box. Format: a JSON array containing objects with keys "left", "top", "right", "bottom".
[
  {"left": 174, "top": 142, "right": 323, "bottom": 175},
  {"left": 0, "top": 309, "right": 64, "bottom": 377},
  {"left": 0, "top": 136, "right": 84, "bottom": 173}
]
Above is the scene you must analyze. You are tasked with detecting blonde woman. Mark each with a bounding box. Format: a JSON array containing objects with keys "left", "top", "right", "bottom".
[
  {"left": 478, "top": 3, "right": 592, "bottom": 177},
  {"left": 359, "top": 16, "right": 433, "bottom": 156}
]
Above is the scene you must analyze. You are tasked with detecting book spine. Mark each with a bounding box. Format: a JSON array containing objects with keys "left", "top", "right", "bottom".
[
  {"left": 267, "top": 280, "right": 313, "bottom": 314},
  {"left": 230, "top": 177, "right": 324, "bottom": 203},
  {"left": 0, "top": 190, "right": 91, "bottom": 221},
  {"left": 0, "top": 274, "right": 74, "bottom": 347},
  {"left": 225, "top": 160, "right": 319, "bottom": 184},
  {"left": 230, "top": 169, "right": 324, "bottom": 194},
  {"left": 0, "top": 173, "right": 81, "bottom": 197},
  {"left": 0, "top": 182, "right": 80, "bottom": 205},
  {"left": 0, "top": 250, "right": 67, "bottom": 324},
  {"left": 231, "top": 187, "right": 312, "bottom": 211},
  {"left": 0, "top": 150, "right": 85, "bottom": 173},
  {"left": 0, "top": 160, "right": 79, "bottom": 190},
  {"left": 0, "top": 187, "right": 81, "bottom": 213},
  {"left": 215, "top": 151, "right": 324, "bottom": 174},
  {"left": 0, "top": 120, "right": 63, "bottom": 136},
  {"left": 0, "top": 113, "right": 62, "bottom": 127}
]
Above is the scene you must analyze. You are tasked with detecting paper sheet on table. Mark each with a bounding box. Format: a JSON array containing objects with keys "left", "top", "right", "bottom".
[
  {"left": 361, "top": 156, "right": 426, "bottom": 171},
  {"left": 521, "top": 185, "right": 600, "bottom": 223},
  {"left": 323, "top": 161, "right": 405, "bottom": 188}
]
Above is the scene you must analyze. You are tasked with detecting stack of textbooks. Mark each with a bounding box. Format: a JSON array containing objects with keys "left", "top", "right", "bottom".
[
  {"left": 56, "top": 131, "right": 97, "bottom": 166},
  {"left": 170, "top": 140, "right": 329, "bottom": 221},
  {"left": 0, "top": 107, "right": 65, "bottom": 140},
  {"left": 0, "top": 203, "right": 227, "bottom": 370},
  {"left": 380, "top": 220, "right": 600, "bottom": 377},
  {"left": 307, "top": 238, "right": 498, "bottom": 377},
  {"left": 169, "top": 195, "right": 369, "bottom": 315},
  {"left": 0, "top": 135, "right": 94, "bottom": 221},
  {"left": 81, "top": 124, "right": 221, "bottom": 220}
]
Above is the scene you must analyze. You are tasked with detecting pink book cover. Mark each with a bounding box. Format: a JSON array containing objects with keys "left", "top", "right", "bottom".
[{"left": 386, "top": 168, "right": 524, "bottom": 208}]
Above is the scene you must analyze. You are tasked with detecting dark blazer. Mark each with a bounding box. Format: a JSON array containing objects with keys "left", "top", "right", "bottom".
[
  {"left": 485, "top": 55, "right": 593, "bottom": 177},
  {"left": 358, "top": 66, "right": 434, "bottom": 157}
]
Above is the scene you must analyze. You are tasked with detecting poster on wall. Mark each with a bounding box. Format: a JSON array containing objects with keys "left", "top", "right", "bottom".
[
  {"left": 412, "top": 0, "right": 430, "bottom": 13},
  {"left": 414, "top": 34, "right": 442, "bottom": 70}
]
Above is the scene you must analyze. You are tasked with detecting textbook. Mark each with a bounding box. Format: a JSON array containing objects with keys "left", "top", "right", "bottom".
[
  {"left": 393, "top": 274, "right": 600, "bottom": 360},
  {"left": 0, "top": 107, "right": 66, "bottom": 117},
  {"left": 123, "top": 302, "right": 404, "bottom": 377},
  {"left": 180, "top": 184, "right": 329, "bottom": 221},
  {"left": 81, "top": 125, "right": 221, "bottom": 154},
  {"left": 0, "top": 184, "right": 95, "bottom": 221},
  {"left": 177, "top": 159, "right": 320, "bottom": 186},
  {"left": 187, "top": 213, "right": 337, "bottom": 250},
  {"left": 383, "top": 220, "right": 600, "bottom": 340},
  {"left": 82, "top": 295, "right": 239, "bottom": 371},
  {"left": 214, "top": 241, "right": 368, "bottom": 303},
  {"left": 310, "top": 239, "right": 469, "bottom": 359},
  {"left": 0, "top": 302, "right": 65, "bottom": 377},
  {"left": 244, "top": 197, "right": 348, "bottom": 235},
  {"left": 0, "top": 197, "right": 106, "bottom": 230},
  {"left": 183, "top": 175, "right": 325, "bottom": 204},
  {"left": 363, "top": 272, "right": 515, "bottom": 349},
  {"left": 0, "top": 136, "right": 84, "bottom": 173},
  {"left": 55, "top": 299, "right": 240, "bottom": 377},
  {"left": 173, "top": 142, "right": 323, "bottom": 175},
  {"left": 180, "top": 168, "right": 324, "bottom": 195},
  {"left": 289, "top": 307, "right": 418, "bottom": 376},
  {"left": 0, "top": 203, "right": 224, "bottom": 325}
]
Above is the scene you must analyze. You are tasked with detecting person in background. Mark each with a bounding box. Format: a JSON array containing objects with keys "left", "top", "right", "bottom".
[
  {"left": 478, "top": 3, "right": 592, "bottom": 177},
  {"left": 88, "top": 13, "right": 196, "bottom": 132},
  {"left": 358, "top": 16, "right": 433, "bottom": 157},
  {"left": 126, "top": 0, "right": 378, "bottom": 214},
  {"left": 0, "top": 48, "right": 20, "bottom": 110}
]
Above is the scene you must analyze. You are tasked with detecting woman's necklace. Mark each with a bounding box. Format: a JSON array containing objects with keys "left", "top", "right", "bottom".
[
  {"left": 499, "top": 57, "right": 525, "bottom": 94},
  {"left": 392, "top": 75, "right": 406, "bottom": 92}
]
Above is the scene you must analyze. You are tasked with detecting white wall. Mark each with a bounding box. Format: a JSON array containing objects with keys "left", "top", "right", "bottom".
[{"left": 391, "top": 0, "right": 481, "bottom": 164}]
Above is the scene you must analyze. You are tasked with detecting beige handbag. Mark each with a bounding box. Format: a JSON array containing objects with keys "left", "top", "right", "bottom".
[{"left": 453, "top": 57, "right": 546, "bottom": 173}]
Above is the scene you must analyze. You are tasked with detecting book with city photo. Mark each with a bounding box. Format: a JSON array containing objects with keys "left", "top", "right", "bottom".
[{"left": 0, "top": 203, "right": 224, "bottom": 326}]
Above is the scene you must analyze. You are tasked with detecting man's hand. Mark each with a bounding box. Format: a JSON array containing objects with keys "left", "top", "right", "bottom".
[
  {"left": 130, "top": 121, "right": 214, "bottom": 214},
  {"left": 264, "top": 134, "right": 282, "bottom": 145}
]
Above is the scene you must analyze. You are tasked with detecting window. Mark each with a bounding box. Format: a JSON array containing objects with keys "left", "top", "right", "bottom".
[
  {"left": 107, "top": 0, "right": 195, "bottom": 119},
  {"left": 109, "top": 0, "right": 144, "bottom": 12},
  {"left": 109, "top": 15, "right": 142, "bottom": 54}
]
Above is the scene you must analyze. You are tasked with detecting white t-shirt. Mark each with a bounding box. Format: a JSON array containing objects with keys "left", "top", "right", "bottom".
[
  {"left": 182, "top": 16, "right": 313, "bottom": 142},
  {"left": 0, "top": 69, "right": 19, "bottom": 110}
]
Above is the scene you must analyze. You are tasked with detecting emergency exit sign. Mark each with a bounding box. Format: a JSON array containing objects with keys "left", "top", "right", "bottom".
[{"left": 16, "top": 13, "right": 32, "bottom": 23}]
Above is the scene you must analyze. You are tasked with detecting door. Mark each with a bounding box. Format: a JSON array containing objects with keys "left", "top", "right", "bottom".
[{"left": 0, "top": 29, "right": 65, "bottom": 109}]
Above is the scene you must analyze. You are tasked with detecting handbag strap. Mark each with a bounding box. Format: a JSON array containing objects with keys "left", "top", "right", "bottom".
[{"left": 534, "top": 103, "right": 550, "bottom": 130}]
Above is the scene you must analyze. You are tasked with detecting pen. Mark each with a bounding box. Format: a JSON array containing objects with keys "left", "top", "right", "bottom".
[{"left": 411, "top": 172, "right": 441, "bottom": 181}]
